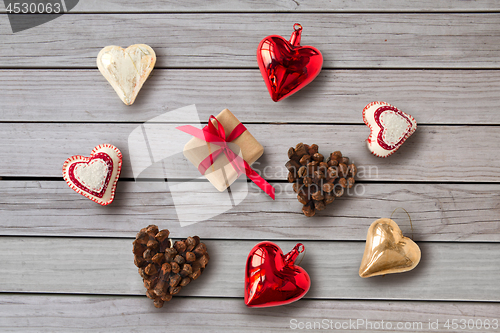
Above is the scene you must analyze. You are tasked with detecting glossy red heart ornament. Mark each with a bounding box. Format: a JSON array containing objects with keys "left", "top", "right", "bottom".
[
  {"left": 245, "top": 241, "right": 310, "bottom": 307},
  {"left": 257, "top": 24, "right": 323, "bottom": 102},
  {"left": 62, "top": 144, "right": 122, "bottom": 205}
]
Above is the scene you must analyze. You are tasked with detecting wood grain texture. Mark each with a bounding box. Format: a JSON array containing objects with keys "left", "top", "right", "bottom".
[
  {"left": 1, "top": 123, "right": 499, "bottom": 182},
  {"left": 3, "top": 0, "right": 500, "bottom": 13},
  {"left": 1, "top": 181, "right": 500, "bottom": 242},
  {"left": 0, "top": 295, "right": 499, "bottom": 333},
  {"left": 0, "top": 237, "right": 499, "bottom": 302},
  {"left": 2, "top": 69, "right": 500, "bottom": 124},
  {"left": 1, "top": 1, "right": 499, "bottom": 328},
  {"left": 1, "top": 14, "right": 500, "bottom": 69}
]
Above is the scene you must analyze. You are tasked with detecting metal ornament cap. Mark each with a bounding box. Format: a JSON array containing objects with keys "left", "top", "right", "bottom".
[{"left": 359, "top": 218, "right": 421, "bottom": 278}]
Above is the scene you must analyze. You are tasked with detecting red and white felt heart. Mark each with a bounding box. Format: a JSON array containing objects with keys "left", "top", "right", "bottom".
[
  {"left": 363, "top": 101, "right": 417, "bottom": 158},
  {"left": 62, "top": 144, "right": 122, "bottom": 205}
]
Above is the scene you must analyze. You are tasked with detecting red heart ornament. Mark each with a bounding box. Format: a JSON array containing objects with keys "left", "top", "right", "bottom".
[
  {"left": 245, "top": 241, "right": 310, "bottom": 307},
  {"left": 257, "top": 24, "right": 323, "bottom": 102},
  {"left": 62, "top": 144, "right": 123, "bottom": 205},
  {"left": 363, "top": 101, "right": 417, "bottom": 158}
]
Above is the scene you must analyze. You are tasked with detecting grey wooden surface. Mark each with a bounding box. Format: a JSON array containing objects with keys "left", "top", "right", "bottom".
[
  {"left": 3, "top": 1, "right": 500, "bottom": 13},
  {"left": 1, "top": 181, "right": 500, "bottom": 242},
  {"left": 1, "top": 296, "right": 498, "bottom": 333},
  {"left": 3, "top": 70, "right": 500, "bottom": 124},
  {"left": 1, "top": 238, "right": 499, "bottom": 302},
  {"left": 1, "top": 14, "right": 500, "bottom": 69},
  {"left": 0, "top": 1, "right": 499, "bottom": 332},
  {"left": 2, "top": 124, "right": 500, "bottom": 181}
]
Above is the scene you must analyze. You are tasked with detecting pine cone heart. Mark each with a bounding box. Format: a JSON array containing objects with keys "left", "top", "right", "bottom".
[
  {"left": 133, "top": 225, "right": 210, "bottom": 308},
  {"left": 286, "top": 143, "right": 357, "bottom": 217}
]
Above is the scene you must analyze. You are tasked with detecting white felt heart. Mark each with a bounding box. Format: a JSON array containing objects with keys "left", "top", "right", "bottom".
[
  {"left": 63, "top": 144, "right": 123, "bottom": 206},
  {"left": 363, "top": 101, "right": 417, "bottom": 158},
  {"left": 97, "top": 44, "right": 156, "bottom": 105},
  {"left": 73, "top": 159, "right": 109, "bottom": 193},
  {"left": 379, "top": 111, "right": 410, "bottom": 146}
]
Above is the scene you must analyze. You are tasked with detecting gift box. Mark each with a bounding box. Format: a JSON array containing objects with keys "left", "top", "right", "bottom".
[{"left": 182, "top": 109, "right": 264, "bottom": 192}]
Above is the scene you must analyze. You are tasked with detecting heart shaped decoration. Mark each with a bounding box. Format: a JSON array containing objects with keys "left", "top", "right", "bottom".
[
  {"left": 245, "top": 241, "right": 310, "bottom": 307},
  {"left": 97, "top": 44, "right": 156, "bottom": 105},
  {"left": 133, "top": 225, "right": 210, "bottom": 308},
  {"left": 359, "top": 218, "right": 421, "bottom": 278},
  {"left": 363, "top": 101, "right": 417, "bottom": 158},
  {"left": 257, "top": 24, "right": 323, "bottom": 102},
  {"left": 62, "top": 144, "right": 122, "bottom": 206},
  {"left": 286, "top": 143, "right": 358, "bottom": 217}
]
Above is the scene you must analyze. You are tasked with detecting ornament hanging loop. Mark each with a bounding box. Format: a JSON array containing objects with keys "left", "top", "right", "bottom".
[
  {"left": 284, "top": 243, "right": 305, "bottom": 265},
  {"left": 290, "top": 23, "right": 303, "bottom": 46},
  {"left": 390, "top": 207, "right": 414, "bottom": 240},
  {"left": 296, "top": 245, "right": 306, "bottom": 266}
]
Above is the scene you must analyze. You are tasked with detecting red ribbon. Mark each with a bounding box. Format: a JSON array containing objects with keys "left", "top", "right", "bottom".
[{"left": 177, "top": 116, "right": 275, "bottom": 200}]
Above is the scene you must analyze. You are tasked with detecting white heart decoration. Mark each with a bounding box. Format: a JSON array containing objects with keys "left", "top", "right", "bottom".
[
  {"left": 363, "top": 101, "right": 417, "bottom": 158},
  {"left": 73, "top": 159, "right": 109, "bottom": 193},
  {"left": 97, "top": 44, "right": 156, "bottom": 105},
  {"left": 62, "top": 144, "right": 123, "bottom": 206}
]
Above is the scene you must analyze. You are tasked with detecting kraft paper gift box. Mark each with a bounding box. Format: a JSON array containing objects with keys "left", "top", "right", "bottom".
[{"left": 182, "top": 109, "right": 264, "bottom": 192}]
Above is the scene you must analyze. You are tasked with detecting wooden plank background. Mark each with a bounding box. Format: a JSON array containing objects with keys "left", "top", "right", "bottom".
[
  {"left": 1, "top": 181, "right": 499, "bottom": 241},
  {"left": 0, "top": 0, "right": 499, "bottom": 331},
  {"left": 1, "top": 14, "right": 500, "bottom": 69},
  {"left": 2, "top": 69, "right": 500, "bottom": 124},
  {"left": 3, "top": 1, "right": 500, "bottom": 13},
  {"left": 2, "top": 124, "right": 500, "bottom": 182},
  {"left": 1, "top": 296, "right": 498, "bottom": 333},
  {"left": 1, "top": 238, "right": 499, "bottom": 301}
]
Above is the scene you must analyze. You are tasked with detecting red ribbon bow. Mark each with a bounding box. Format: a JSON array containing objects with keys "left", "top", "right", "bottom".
[{"left": 177, "top": 116, "right": 275, "bottom": 200}]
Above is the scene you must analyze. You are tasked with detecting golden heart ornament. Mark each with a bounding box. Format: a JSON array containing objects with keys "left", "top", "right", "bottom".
[
  {"left": 97, "top": 44, "right": 156, "bottom": 105},
  {"left": 359, "top": 218, "right": 421, "bottom": 278}
]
